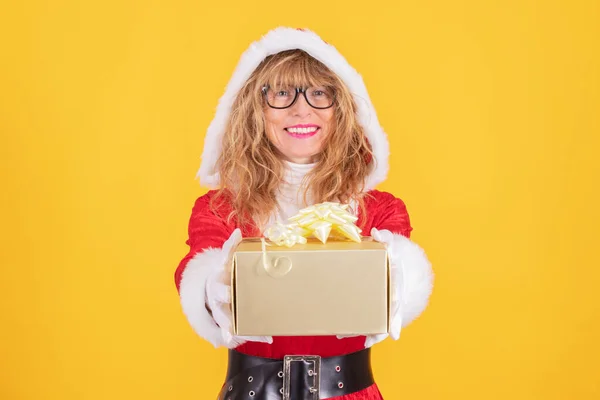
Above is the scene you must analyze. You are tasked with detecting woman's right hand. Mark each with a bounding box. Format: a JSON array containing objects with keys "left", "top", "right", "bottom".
[{"left": 205, "top": 228, "right": 273, "bottom": 348}]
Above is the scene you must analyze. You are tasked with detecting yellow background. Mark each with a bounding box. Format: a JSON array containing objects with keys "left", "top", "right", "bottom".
[{"left": 1, "top": 0, "right": 599, "bottom": 399}]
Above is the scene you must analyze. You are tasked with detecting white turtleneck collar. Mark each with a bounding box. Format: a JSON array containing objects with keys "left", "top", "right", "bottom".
[
  {"left": 263, "top": 160, "right": 359, "bottom": 232},
  {"left": 269, "top": 160, "right": 316, "bottom": 225},
  {"left": 282, "top": 160, "right": 316, "bottom": 185}
]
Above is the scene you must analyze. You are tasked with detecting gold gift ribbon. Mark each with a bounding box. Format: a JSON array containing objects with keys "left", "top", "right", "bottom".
[{"left": 260, "top": 202, "right": 362, "bottom": 277}]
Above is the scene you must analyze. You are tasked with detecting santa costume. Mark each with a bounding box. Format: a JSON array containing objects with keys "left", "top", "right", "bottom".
[{"left": 175, "top": 27, "right": 434, "bottom": 400}]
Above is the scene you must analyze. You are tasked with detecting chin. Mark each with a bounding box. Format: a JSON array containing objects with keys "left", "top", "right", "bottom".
[{"left": 280, "top": 152, "right": 317, "bottom": 163}]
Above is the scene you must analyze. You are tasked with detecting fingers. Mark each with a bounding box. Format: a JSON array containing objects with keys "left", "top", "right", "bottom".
[
  {"left": 388, "top": 265, "right": 404, "bottom": 340},
  {"left": 230, "top": 228, "right": 242, "bottom": 244},
  {"left": 389, "top": 312, "right": 402, "bottom": 341},
  {"left": 225, "top": 334, "right": 273, "bottom": 348},
  {"left": 211, "top": 282, "right": 231, "bottom": 303},
  {"left": 371, "top": 227, "right": 399, "bottom": 262},
  {"left": 207, "top": 229, "right": 276, "bottom": 349},
  {"left": 238, "top": 335, "right": 273, "bottom": 344},
  {"left": 205, "top": 276, "right": 219, "bottom": 316},
  {"left": 206, "top": 269, "right": 234, "bottom": 347},
  {"left": 224, "top": 334, "right": 272, "bottom": 348},
  {"left": 364, "top": 333, "right": 388, "bottom": 348},
  {"left": 370, "top": 227, "right": 400, "bottom": 344},
  {"left": 389, "top": 288, "right": 403, "bottom": 340},
  {"left": 227, "top": 335, "right": 247, "bottom": 348},
  {"left": 212, "top": 302, "right": 233, "bottom": 342},
  {"left": 206, "top": 270, "right": 228, "bottom": 315},
  {"left": 223, "top": 228, "right": 243, "bottom": 254},
  {"left": 208, "top": 283, "right": 249, "bottom": 348},
  {"left": 336, "top": 334, "right": 360, "bottom": 339},
  {"left": 370, "top": 227, "right": 382, "bottom": 241},
  {"left": 371, "top": 227, "right": 393, "bottom": 244}
]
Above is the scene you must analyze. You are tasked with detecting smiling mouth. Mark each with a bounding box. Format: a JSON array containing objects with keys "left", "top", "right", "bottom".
[{"left": 284, "top": 126, "right": 320, "bottom": 138}]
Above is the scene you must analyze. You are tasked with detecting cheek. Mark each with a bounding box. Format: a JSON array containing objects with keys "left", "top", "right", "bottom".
[
  {"left": 264, "top": 110, "right": 284, "bottom": 130},
  {"left": 320, "top": 110, "right": 335, "bottom": 133},
  {"left": 264, "top": 114, "right": 287, "bottom": 146},
  {"left": 263, "top": 111, "right": 278, "bottom": 139}
]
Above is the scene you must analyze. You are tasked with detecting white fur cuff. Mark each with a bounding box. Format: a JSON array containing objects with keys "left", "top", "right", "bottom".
[{"left": 179, "top": 247, "right": 229, "bottom": 348}]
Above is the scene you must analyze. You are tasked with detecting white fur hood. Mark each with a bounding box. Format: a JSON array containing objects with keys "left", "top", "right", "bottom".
[{"left": 196, "top": 27, "right": 390, "bottom": 190}]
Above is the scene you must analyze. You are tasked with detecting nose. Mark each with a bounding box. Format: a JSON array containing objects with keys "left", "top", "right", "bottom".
[{"left": 290, "top": 92, "right": 312, "bottom": 117}]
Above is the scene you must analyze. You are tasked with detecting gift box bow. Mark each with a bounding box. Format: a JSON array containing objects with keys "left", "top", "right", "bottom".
[
  {"left": 259, "top": 202, "right": 362, "bottom": 278},
  {"left": 264, "top": 202, "right": 363, "bottom": 247}
]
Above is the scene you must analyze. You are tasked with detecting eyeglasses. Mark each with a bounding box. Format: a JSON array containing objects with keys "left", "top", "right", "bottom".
[{"left": 262, "top": 85, "right": 335, "bottom": 109}]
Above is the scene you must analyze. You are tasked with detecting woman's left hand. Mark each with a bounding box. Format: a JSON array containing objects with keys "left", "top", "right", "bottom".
[
  {"left": 364, "top": 227, "right": 434, "bottom": 347},
  {"left": 337, "top": 227, "right": 403, "bottom": 347},
  {"left": 359, "top": 228, "right": 402, "bottom": 347}
]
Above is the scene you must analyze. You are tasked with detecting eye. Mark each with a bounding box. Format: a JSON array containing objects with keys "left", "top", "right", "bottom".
[
  {"left": 311, "top": 87, "right": 331, "bottom": 97},
  {"left": 276, "top": 90, "right": 289, "bottom": 97}
]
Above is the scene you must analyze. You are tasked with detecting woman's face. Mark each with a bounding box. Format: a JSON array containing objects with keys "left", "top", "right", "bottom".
[{"left": 264, "top": 88, "right": 334, "bottom": 164}]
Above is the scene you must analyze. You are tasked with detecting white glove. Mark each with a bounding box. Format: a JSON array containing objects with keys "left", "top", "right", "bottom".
[
  {"left": 363, "top": 227, "right": 404, "bottom": 347},
  {"left": 337, "top": 227, "right": 433, "bottom": 348},
  {"left": 205, "top": 228, "right": 273, "bottom": 348},
  {"left": 336, "top": 227, "right": 403, "bottom": 347}
]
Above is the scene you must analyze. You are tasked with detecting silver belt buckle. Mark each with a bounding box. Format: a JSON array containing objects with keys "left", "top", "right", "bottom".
[{"left": 282, "top": 355, "right": 321, "bottom": 400}]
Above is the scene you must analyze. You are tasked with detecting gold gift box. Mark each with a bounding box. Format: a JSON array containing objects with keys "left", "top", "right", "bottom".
[{"left": 231, "top": 237, "right": 390, "bottom": 336}]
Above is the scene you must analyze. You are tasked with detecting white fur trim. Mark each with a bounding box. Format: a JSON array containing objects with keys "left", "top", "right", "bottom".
[
  {"left": 179, "top": 247, "right": 229, "bottom": 348},
  {"left": 197, "top": 27, "right": 389, "bottom": 191},
  {"left": 388, "top": 233, "right": 434, "bottom": 327}
]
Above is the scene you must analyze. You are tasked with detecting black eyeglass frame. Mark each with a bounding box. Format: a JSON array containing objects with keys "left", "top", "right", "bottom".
[{"left": 261, "top": 85, "right": 336, "bottom": 110}]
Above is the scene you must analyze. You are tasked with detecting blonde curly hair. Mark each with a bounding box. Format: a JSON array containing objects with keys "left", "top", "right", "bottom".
[{"left": 211, "top": 49, "right": 375, "bottom": 230}]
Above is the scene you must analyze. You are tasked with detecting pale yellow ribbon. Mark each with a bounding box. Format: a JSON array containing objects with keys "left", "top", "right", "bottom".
[
  {"left": 264, "top": 202, "right": 363, "bottom": 249},
  {"left": 260, "top": 202, "right": 363, "bottom": 276},
  {"left": 260, "top": 237, "right": 293, "bottom": 278}
]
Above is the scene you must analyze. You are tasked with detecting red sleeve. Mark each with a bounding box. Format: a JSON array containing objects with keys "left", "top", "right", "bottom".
[
  {"left": 367, "top": 190, "right": 413, "bottom": 238},
  {"left": 174, "top": 191, "right": 235, "bottom": 293}
]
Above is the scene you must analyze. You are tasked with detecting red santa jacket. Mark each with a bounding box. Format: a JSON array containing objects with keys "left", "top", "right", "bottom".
[{"left": 175, "top": 189, "right": 429, "bottom": 400}]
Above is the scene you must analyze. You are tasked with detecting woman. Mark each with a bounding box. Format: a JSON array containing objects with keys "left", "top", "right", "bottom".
[{"left": 175, "top": 27, "right": 434, "bottom": 399}]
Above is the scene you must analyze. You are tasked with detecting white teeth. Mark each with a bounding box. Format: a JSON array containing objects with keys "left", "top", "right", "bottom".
[{"left": 287, "top": 127, "right": 318, "bottom": 134}]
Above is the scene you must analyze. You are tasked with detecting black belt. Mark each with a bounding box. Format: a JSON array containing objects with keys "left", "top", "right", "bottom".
[{"left": 217, "top": 348, "right": 374, "bottom": 399}]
